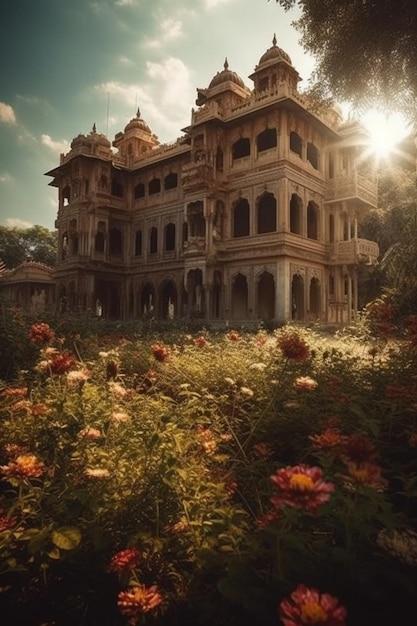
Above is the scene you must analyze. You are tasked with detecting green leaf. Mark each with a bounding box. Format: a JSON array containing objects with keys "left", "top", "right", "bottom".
[{"left": 51, "top": 526, "right": 82, "bottom": 551}]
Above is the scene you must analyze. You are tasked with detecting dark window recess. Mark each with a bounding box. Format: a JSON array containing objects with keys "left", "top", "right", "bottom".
[
  {"left": 164, "top": 223, "right": 176, "bottom": 251},
  {"left": 164, "top": 173, "right": 178, "bottom": 190},
  {"left": 134, "top": 183, "right": 145, "bottom": 199},
  {"left": 232, "top": 137, "right": 250, "bottom": 160},
  {"left": 233, "top": 199, "right": 250, "bottom": 237},
  {"left": 95, "top": 231, "right": 105, "bottom": 252},
  {"left": 307, "top": 142, "right": 319, "bottom": 169},
  {"left": 109, "top": 228, "right": 122, "bottom": 255},
  {"left": 257, "top": 193, "right": 276, "bottom": 234},
  {"left": 149, "top": 179, "right": 161, "bottom": 195},
  {"left": 257, "top": 128, "right": 277, "bottom": 152},
  {"left": 150, "top": 227, "right": 158, "bottom": 253},
  {"left": 134, "top": 230, "right": 142, "bottom": 256},
  {"left": 290, "top": 132, "right": 302, "bottom": 157},
  {"left": 111, "top": 178, "right": 124, "bottom": 197}
]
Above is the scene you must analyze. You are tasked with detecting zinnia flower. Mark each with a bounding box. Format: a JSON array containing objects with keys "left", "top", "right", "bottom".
[
  {"left": 0, "top": 453, "right": 44, "bottom": 479},
  {"left": 342, "top": 462, "right": 387, "bottom": 490},
  {"left": 28, "top": 322, "right": 55, "bottom": 345},
  {"left": 227, "top": 330, "right": 240, "bottom": 342},
  {"left": 279, "top": 584, "right": 347, "bottom": 626},
  {"left": 277, "top": 331, "right": 310, "bottom": 362},
  {"left": 151, "top": 342, "right": 170, "bottom": 362},
  {"left": 78, "top": 427, "right": 102, "bottom": 441},
  {"left": 118, "top": 584, "right": 163, "bottom": 620},
  {"left": 0, "top": 387, "right": 28, "bottom": 398},
  {"left": 193, "top": 336, "right": 208, "bottom": 348},
  {"left": 293, "top": 376, "right": 318, "bottom": 391},
  {"left": 270, "top": 464, "right": 334, "bottom": 514},
  {"left": 309, "top": 429, "right": 347, "bottom": 451},
  {"left": 110, "top": 548, "right": 141, "bottom": 572},
  {"left": 49, "top": 351, "right": 76, "bottom": 375}
]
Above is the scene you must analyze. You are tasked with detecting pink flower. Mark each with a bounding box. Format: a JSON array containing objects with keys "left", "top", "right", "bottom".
[
  {"left": 309, "top": 429, "right": 347, "bottom": 451},
  {"left": 293, "top": 376, "right": 318, "bottom": 391},
  {"left": 78, "top": 427, "right": 102, "bottom": 441},
  {"left": 28, "top": 322, "right": 55, "bottom": 345},
  {"left": 279, "top": 584, "right": 347, "bottom": 626},
  {"left": 270, "top": 464, "right": 334, "bottom": 514}
]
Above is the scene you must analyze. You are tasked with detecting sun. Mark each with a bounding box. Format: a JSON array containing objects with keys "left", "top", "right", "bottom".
[{"left": 361, "top": 109, "right": 411, "bottom": 160}]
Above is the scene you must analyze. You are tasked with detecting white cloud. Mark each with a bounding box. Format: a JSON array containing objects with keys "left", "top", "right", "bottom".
[
  {"left": 143, "top": 17, "right": 183, "bottom": 49},
  {"left": 41, "top": 134, "right": 71, "bottom": 154},
  {"left": 118, "top": 55, "right": 133, "bottom": 65},
  {"left": 0, "top": 102, "right": 16, "bottom": 124},
  {"left": 0, "top": 172, "right": 13, "bottom": 184},
  {"left": 115, "top": 0, "right": 137, "bottom": 5},
  {"left": 94, "top": 56, "right": 194, "bottom": 142},
  {"left": 3, "top": 217, "right": 33, "bottom": 229},
  {"left": 203, "top": 0, "right": 233, "bottom": 8}
]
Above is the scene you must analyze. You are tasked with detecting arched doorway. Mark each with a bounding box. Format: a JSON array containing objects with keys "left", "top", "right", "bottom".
[
  {"left": 257, "top": 271, "right": 275, "bottom": 320},
  {"left": 141, "top": 283, "right": 155, "bottom": 316},
  {"left": 291, "top": 274, "right": 305, "bottom": 321},
  {"left": 161, "top": 280, "right": 177, "bottom": 319},
  {"left": 231, "top": 273, "right": 248, "bottom": 319},
  {"left": 187, "top": 269, "right": 204, "bottom": 316},
  {"left": 309, "top": 277, "right": 321, "bottom": 320}
]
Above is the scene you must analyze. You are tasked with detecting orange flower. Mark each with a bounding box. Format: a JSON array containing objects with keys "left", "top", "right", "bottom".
[
  {"left": 280, "top": 584, "right": 347, "bottom": 626},
  {"left": 270, "top": 464, "right": 334, "bottom": 514},
  {"left": 0, "top": 387, "right": 28, "bottom": 398},
  {"left": 0, "top": 453, "right": 44, "bottom": 479},
  {"left": 309, "top": 428, "right": 347, "bottom": 451},
  {"left": 193, "top": 335, "right": 208, "bottom": 348},
  {"left": 118, "top": 584, "right": 163, "bottom": 621},
  {"left": 226, "top": 330, "right": 240, "bottom": 342},
  {"left": 343, "top": 462, "right": 387, "bottom": 490},
  {"left": 277, "top": 331, "right": 310, "bottom": 362}
]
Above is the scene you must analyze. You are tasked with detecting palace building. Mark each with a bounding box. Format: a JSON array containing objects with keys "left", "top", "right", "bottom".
[{"left": 45, "top": 36, "right": 379, "bottom": 325}]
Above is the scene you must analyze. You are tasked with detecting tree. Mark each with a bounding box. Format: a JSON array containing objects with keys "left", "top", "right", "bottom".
[
  {"left": 274, "top": 0, "right": 417, "bottom": 121},
  {"left": 0, "top": 225, "right": 57, "bottom": 269},
  {"left": 359, "top": 165, "right": 417, "bottom": 315}
]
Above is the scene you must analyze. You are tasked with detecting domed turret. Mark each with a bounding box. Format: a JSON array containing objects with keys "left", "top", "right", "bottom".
[
  {"left": 124, "top": 108, "right": 151, "bottom": 134},
  {"left": 208, "top": 58, "right": 246, "bottom": 89},
  {"left": 257, "top": 34, "right": 292, "bottom": 68}
]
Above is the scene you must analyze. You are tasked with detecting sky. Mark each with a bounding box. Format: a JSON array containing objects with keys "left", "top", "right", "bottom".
[{"left": 0, "top": 0, "right": 320, "bottom": 231}]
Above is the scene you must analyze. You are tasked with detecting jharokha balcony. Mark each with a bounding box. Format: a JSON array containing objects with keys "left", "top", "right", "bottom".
[
  {"left": 324, "top": 174, "right": 378, "bottom": 208},
  {"left": 329, "top": 238, "right": 380, "bottom": 265}
]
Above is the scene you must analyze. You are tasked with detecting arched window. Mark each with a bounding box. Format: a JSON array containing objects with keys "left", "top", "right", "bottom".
[
  {"left": 109, "top": 227, "right": 122, "bottom": 255},
  {"left": 134, "top": 182, "right": 145, "bottom": 199},
  {"left": 149, "top": 178, "right": 161, "bottom": 195},
  {"left": 232, "top": 137, "right": 250, "bottom": 160},
  {"left": 233, "top": 199, "right": 250, "bottom": 238},
  {"left": 62, "top": 185, "right": 71, "bottom": 206},
  {"left": 95, "top": 231, "right": 105, "bottom": 253},
  {"left": 307, "top": 142, "right": 319, "bottom": 169},
  {"left": 290, "top": 194, "right": 302, "bottom": 235},
  {"left": 150, "top": 227, "right": 158, "bottom": 254},
  {"left": 134, "top": 230, "right": 142, "bottom": 256},
  {"left": 164, "top": 173, "right": 178, "bottom": 190},
  {"left": 307, "top": 202, "right": 319, "bottom": 240},
  {"left": 164, "top": 223, "right": 176, "bottom": 251},
  {"left": 257, "top": 193, "right": 276, "bottom": 234},
  {"left": 290, "top": 131, "right": 302, "bottom": 157},
  {"left": 257, "top": 128, "right": 277, "bottom": 152},
  {"left": 111, "top": 177, "right": 123, "bottom": 197}
]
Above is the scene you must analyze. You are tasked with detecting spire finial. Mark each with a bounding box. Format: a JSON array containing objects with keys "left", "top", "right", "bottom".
[
  {"left": 136, "top": 107, "right": 141, "bottom": 118},
  {"left": 224, "top": 57, "right": 229, "bottom": 70},
  {"left": 272, "top": 33, "right": 277, "bottom": 47},
  {"left": 92, "top": 122, "right": 97, "bottom": 133}
]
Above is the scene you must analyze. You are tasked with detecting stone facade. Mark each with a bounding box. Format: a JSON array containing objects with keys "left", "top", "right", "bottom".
[
  {"left": 46, "top": 37, "right": 379, "bottom": 325},
  {"left": 0, "top": 262, "right": 54, "bottom": 313}
]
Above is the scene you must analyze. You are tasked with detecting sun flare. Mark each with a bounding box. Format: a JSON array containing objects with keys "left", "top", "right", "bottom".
[{"left": 361, "top": 110, "right": 410, "bottom": 159}]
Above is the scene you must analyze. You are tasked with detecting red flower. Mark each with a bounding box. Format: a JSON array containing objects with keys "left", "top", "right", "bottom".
[
  {"left": 279, "top": 584, "right": 347, "bottom": 626},
  {"left": 309, "top": 429, "right": 347, "bottom": 451},
  {"left": 118, "top": 584, "right": 163, "bottom": 621},
  {"left": 227, "top": 330, "right": 240, "bottom": 342},
  {"left": 0, "top": 387, "right": 28, "bottom": 398},
  {"left": 270, "top": 465, "right": 334, "bottom": 514},
  {"left": 28, "top": 322, "right": 55, "bottom": 345},
  {"left": 151, "top": 342, "right": 170, "bottom": 362},
  {"left": 342, "top": 462, "right": 387, "bottom": 490},
  {"left": 193, "top": 336, "right": 208, "bottom": 348},
  {"left": 110, "top": 548, "right": 141, "bottom": 572},
  {"left": 49, "top": 351, "right": 76, "bottom": 375},
  {"left": 277, "top": 331, "right": 310, "bottom": 362},
  {"left": 341, "top": 434, "right": 377, "bottom": 465}
]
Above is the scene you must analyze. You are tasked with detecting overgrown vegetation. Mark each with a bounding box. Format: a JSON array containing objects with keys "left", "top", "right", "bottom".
[{"left": 1, "top": 310, "right": 417, "bottom": 625}]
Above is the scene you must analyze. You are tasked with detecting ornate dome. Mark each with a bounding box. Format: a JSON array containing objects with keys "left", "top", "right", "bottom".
[
  {"left": 124, "top": 108, "right": 151, "bottom": 134},
  {"left": 71, "top": 124, "right": 111, "bottom": 149},
  {"left": 257, "top": 34, "right": 292, "bottom": 67},
  {"left": 89, "top": 123, "right": 111, "bottom": 147},
  {"left": 209, "top": 59, "right": 245, "bottom": 89}
]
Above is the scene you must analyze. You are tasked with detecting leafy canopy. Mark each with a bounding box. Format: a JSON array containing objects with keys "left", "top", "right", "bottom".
[
  {"left": 0, "top": 225, "right": 57, "bottom": 269},
  {"left": 275, "top": 0, "right": 417, "bottom": 121}
]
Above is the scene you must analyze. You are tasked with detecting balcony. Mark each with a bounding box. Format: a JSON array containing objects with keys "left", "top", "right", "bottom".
[
  {"left": 183, "top": 237, "right": 207, "bottom": 256},
  {"left": 325, "top": 174, "right": 377, "bottom": 208},
  {"left": 181, "top": 162, "right": 214, "bottom": 192},
  {"left": 329, "top": 238, "right": 379, "bottom": 265}
]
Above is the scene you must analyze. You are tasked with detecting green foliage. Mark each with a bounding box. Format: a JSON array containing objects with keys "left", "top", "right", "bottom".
[
  {"left": 275, "top": 0, "right": 417, "bottom": 122},
  {"left": 1, "top": 322, "right": 417, "bottom": 625},
  {"left": 0, "top": 225, "right": 57, "bottom": 269}
]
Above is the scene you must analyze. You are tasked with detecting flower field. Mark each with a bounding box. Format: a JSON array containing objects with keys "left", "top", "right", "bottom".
[{"left": 1, "top": 310, "right": 417, "bottom": 625}]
